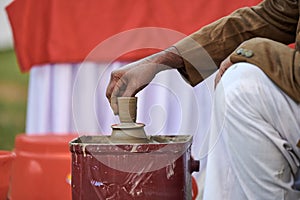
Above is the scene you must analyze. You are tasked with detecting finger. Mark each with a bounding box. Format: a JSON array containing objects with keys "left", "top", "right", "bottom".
[
  {"left": 215, "top": 57, "right": 232, "bottom": 88},
  {"left": 110, "top": 78, "right": 128, "bottom": 114},
  {"left": 110, "top": 96, "right": 118, "bottom": 115},
  {"left": 215, "top": 63, "right": 227, "bottom": 87},
  {"left": 214, "top": 70, "right": 221, "bottom": 89},
  {"left": 106, "top": 78, "right": 120, "bottom": 115},
  {"left": 111, "top": 78, "right": 126, "bottom": 98},
  {"left": 106, "top": 73, "right": 118, "bottom": 100},
  {"left": 111, "top": 88, "right": 121, "bottom": 115},
  {"left": 219, "top": 58, "right": 232, "bottom": 72}
]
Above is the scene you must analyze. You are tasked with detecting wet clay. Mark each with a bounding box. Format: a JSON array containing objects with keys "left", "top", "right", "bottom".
[
  {"left": 117, "top": 97, "right": 137, "bottom": 123},
  {"left": 111, "top": 97, "right": 148, "bottom": 143}
]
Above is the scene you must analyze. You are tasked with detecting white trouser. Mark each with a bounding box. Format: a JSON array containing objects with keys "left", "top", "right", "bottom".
[{"left": 202, "top": 63, "right": 300, "bottom": 199}]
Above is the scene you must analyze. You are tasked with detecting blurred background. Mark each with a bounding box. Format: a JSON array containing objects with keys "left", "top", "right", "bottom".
[{"left": 0, "top": 0, "right": 28, "bottom": 150}]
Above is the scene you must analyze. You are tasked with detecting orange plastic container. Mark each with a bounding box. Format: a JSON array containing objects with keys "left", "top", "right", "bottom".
[
  {"left": 0, "top": 151, "right": 14, "bottom": 200},
  {"left": 10, "top": 134, "right": 76, "bottom": 200}
]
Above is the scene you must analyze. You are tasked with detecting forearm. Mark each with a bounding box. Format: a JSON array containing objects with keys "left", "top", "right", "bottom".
[{"left": 142, "top": 46, "right": 185, "bottom": 73}]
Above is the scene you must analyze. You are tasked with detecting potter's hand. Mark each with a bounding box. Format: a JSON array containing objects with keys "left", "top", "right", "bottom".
[
  {"left": 106, "top": 47, "right": 184, "bottom": 114},
  {"left": 214, "top": 56, "right": 233, "bottom": 88},
  {"left": 106, "top": 59, "right": 160, "bottom": 114}
]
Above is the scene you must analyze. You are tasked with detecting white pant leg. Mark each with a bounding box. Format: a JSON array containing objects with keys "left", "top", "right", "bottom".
[{"left": 203, "top": 63, "right": 300, "bottom": 200}]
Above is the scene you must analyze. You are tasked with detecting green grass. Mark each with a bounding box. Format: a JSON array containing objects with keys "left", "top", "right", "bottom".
[{"left": 0, "top": 49, "right": 28, "bottom": 150}]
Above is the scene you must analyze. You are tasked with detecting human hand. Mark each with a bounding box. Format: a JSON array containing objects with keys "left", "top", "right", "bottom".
[
  {"left": 106, "top": 47, "right": 183, "bottom": 114},
  {"left": 214, "top": 56, "right": 233, "bottom": 88},
  {"left": 106, "top": 59, "right": 161, "bottom": 114}
]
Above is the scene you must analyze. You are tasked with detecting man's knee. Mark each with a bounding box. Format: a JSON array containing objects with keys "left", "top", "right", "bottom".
[
  {"left": 216, "top": 62, "right": 273, "bottom": 101},
  {"left": 214, "top": 62, "right": 279, "bottom": 119},
  {"left": 219, "top": 62, "right": 267, "bottom": 90}
]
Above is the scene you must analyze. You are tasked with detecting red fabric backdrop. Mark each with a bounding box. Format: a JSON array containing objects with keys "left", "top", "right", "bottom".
[{"left": 6, "top": 0, "right": 261, "bottom": 72}]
